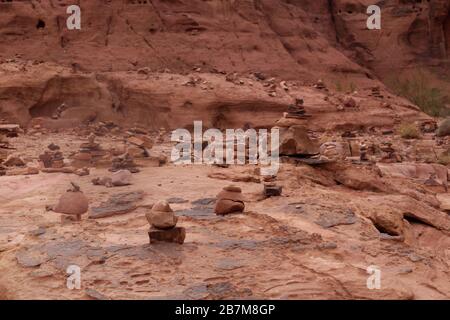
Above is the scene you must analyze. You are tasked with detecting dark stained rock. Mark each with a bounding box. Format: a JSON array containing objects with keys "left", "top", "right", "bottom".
[
  {"left": 89, "top": 191, "right": 144, "bottom": 219},
  {"left": 264, "top": 184, "right": 282, "bottom": 197},
  {"left": 148, "top": 227, "right": 186, "bottom": 244}
]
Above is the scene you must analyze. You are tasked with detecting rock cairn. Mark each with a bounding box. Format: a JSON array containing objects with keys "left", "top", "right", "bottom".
[
  {"left": 39, "top": 144, "right": 65, "bottom": 168},
  {"left": 379, "top": 142, "right": 401, "bottom": 163},
  {"left": 72, "top": 133, "right": 108, "bottom": 167},
  {"left": 146, "top": 201, "right": 186, "bottom": 244},
  {"left": 370, "top": 86, "right": 383, "bottom": 98},
  {"left": 52, "top": 103, "right": 67, "bottom": 119},
  {"left": 359, "top": 141, "right": 368, "bottom": 161},
  {"left": 215, "top": 185, "right": 245, "bottom": 215},
  {"left": 110, "top": 152, "right": 140, "bottom": 173},
  {"left": 314, "top": 79, "right": 327, "bottom": 91},
  {"left": 264, "top": 183, "right": 282, "bottom": 197},
  {"left": 284, "top": 99, "right": 311, "bottom": 120},
  {"left": 53, "top": 182, "right": 89, "bottom": 222}
]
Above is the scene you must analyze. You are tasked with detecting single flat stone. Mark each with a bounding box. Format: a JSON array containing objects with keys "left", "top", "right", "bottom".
[
  {"left": 85, "top": 288, "right": 111, "bottom": 300},
  {"left": 167, "top": 197, "right": 189, "bottom": 204},
  {"left": 148, "top": 227, "right": 186, "bottom": 244},
  {"left": 16, "top": 250, "right": 48, "bottom": 268},
  {"left": 315, "top": 209, "right": 357, "bottom": 228},
  {"left": 89, "top": 191, "right": 144, "bottom": 219},
  {"left": 191, "top": 198, "right": 216, "bottom": 207}
]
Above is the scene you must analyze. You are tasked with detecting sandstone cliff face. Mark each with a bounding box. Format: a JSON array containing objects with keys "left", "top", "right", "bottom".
[
  {"left": 0, "top": 1, "right": 448, "bottom": 75},
  {"left": 0, "top": 0, "right": 449, "bottom": 128},
  {"left": 330, "top": 0, "right": 450, "bottom": 76}
]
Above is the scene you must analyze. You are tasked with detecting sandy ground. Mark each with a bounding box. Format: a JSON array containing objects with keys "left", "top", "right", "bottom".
[{"left": 0, "top": 132, "right": 449, "bottom": 299}]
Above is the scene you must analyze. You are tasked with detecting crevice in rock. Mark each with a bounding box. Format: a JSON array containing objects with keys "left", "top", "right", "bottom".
[
  {"left": 36, "top": 19, "right": 46, "bottom": 29},
  {"left": 403, "top": 213, "right": 435, "bottom": 228},
  {"left": 372, "top": 222, "right": 398, "bottom": 236}
]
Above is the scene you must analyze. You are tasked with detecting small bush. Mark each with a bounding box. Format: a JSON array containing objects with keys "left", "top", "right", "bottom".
[
  {"left": 388, "top": 71, "right": 449, "bottom": 117},
  {"left": 398, "top": 123, "right": 421, "bottom": 139}
]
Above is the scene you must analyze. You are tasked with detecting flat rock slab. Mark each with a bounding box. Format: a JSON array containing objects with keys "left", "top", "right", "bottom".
[
  {"left": 148, "top": 227, "right": 186, "bottom": 244},
  {"left": 90, "top": 191, "right": 144, "bottom": 219},
  {"left": 167, "top": 197, "right": 189, "bottom": 204},
  {"left": 315, "top": 209, "right": 357, "bottom": 228},
  {"left": 191, "top": 198, "right": 216, "bottom": 206},
  {"left": 295, "top": 158, "right": 335, "bottom": 166},
  {"left": 436, "top": 193, "right": 450, "bottom": 211},
  {"left": 175, "top": 206, "right": 215, "bottom": 219},
  {"left": 16, "top": 249, "right": 48, "bottom": 268}
]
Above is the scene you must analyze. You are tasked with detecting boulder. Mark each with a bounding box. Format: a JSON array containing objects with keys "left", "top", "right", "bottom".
[
  {"left": 54, "top": 190, "right": 89, "bottom": 219},
  {"left": 4, "top": 155, "right": 25, "bottom": 167},
  {"left": 279, "top": 125, "right": 319, "bottom": 156},
  {"left": 146, "top": 200, "right": 178, "bottom": 229},
  {"left": 436, "top": 119, "right": 450, "bottom": 137},
  {"left": 111, "top": 170, "right": 132, "bottom": 187}
]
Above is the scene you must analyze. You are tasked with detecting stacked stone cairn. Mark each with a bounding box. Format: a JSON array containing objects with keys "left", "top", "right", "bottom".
[
  {"left": 215, "top": 185, "right": 245, "bottom": 215},
  {"left": 39, "top": 144, "right": 65, "bottom": 168},
  {"left": 146, "top": 201, "right": 186, "bottom": 244},
  {"left": 284, "top": 99, "right": 311, "bottom": 120},
  {"left": 72, "top": 133, "right": 108, "bottom": 167}
]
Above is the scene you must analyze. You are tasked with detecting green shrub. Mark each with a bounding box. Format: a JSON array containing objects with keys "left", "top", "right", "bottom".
[{"left": 388, "top": 71, "right": 449, "bottom": 117}]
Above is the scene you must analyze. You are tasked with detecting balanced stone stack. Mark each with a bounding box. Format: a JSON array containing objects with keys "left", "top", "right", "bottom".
[
  {"left": 146, "top": 201, "right": 186, "bottom": 244},
  {"left": 379, "top": 142, "right": 401, "bottom": 163},
  {"left": 370, "top": 86, "right": 383, "bottom": 98},
  {"left": 53, "top": 183, "right": 89, "bottom": 222},
  {"left": 264, "top": 183, "right": 282, "bottom": 197},
  {"left": 284, "top": 99, "right": 311, "bottom": 119},
  {"left": 0, "top": 134, "right": 8, "bottom": 163},
  {"left": 72, "top": 133, "right": 108, "bottom": 167},
  {"left": 359, "top": 141, "right": 368, "bottom": 161},
  {"left": 0, "top": 124, "right": 21, "bottom": 138},
  {"left": 39, "top": 145, "right": 65, "bottom": 169},
  {"left": 110, "top": 152, "right": 140, "bottom": 173},
  {"left": 52, "top": 103, "right": 67, "bottom": 119},
  {"left": 215, "top": 185, "right": 245, "bottom": 215},
  {"left": 315, "top": 79, "right": 327, "bottom": 91}
]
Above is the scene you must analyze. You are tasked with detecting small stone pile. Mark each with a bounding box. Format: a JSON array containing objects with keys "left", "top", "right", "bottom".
[
  {"left": 39, "top": 144, "right": 65, "bottom": 168},
  {"left": 72, "top": 133, "right": 108, "bottom": 167},
  {"left": 0, "top": 134, "right": 8, "bottom": 165},
  {"left": 0, "top": 124, "right": 21, "bottom": 138},
  {"left": 52, "top": 103, "right": 67, "bottom": 119},
  {"left": 110, "top": 152, "right": 140, "bottom": 173},
  {"left": 284, "top": 99, "right": 311, "bottom": 119},
  {"left": 215, "top": 185, "right": 245, "bottom": 215},
  {"left": 359, "top": 141, "right": 368, "bottom": 161},
  {"left": 314, "top": 79, "right": 327, "bottom": 90},
  {"left": 419, "top": 119, "right": 438, "bottom": 133},
  {"left": 379, "top": 142, "right": 402, "bottom": 163},
  {"left": 370, "top": 86, "right": 383, "bottom": 98},
  {"left": 146, "top": 201, "right": 186, "bottom": 244},
  {"left": 53, "top": 183, "right": 89, "bottom": 222},
  {"left": 264, "top": 183, "right": 282, "bottom": 197}
]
